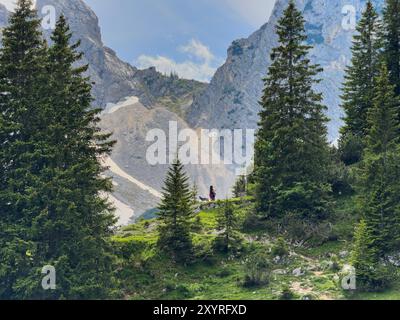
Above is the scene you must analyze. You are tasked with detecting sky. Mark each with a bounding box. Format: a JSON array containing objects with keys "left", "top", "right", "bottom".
[
  {"left": 0, "top": 0, "right": 277, "bottom": 82},
  {"left": 84, "top": 0, "right": 277, "bottom": 82}
]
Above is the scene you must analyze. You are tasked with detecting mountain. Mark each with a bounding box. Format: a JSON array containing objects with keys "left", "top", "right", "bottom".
[
  {"left": 187, "top": 0, "right": 385, "bottom": 142},
  {"left": 36, "top": 0, "right": 206, "bottom": 109},
  {"left": 99, "top": 96, "right": 235, "bottom": 222},
  {"left": 31, "top": 0, "right": 234, "bottom": 223}
]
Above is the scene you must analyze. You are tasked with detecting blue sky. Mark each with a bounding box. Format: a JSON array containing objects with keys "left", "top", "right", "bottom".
[{"left": 84, "top": 0, "right": 276, "bottom": 81}]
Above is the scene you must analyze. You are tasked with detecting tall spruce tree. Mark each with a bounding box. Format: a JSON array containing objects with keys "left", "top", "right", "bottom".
[
  {"left": 360, "top": 64, "right": 400, "bottom": 255},
  {"left": 158, "top": 158, "right": 194, "bottom": 262},
  {"left": 255, "top": 1, "right": 331, "bottom": 221},
  {"left": 0, "top": 0, "right": 49, "bottom": 300},
  {"left": 340, "top": 1, "right": 383, "bottom": 163},
  {"left": 38, "top": 15, "right": 116, "bottom": 299},
  {"left": 383, "top": 0, "right": 400, "bottom": 97},
  {"left": 0, "top": 4, "right": 117, "bottom": 299}
]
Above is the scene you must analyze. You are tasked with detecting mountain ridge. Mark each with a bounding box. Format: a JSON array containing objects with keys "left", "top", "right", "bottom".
[{"left": 187, "top": 0, "right": 385, "bottom": 142}]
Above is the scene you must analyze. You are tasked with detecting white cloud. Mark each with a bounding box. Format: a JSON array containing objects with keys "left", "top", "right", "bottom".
[
  {"left": 137, "top": 39, "right": 220, "bottom": 82},
  {"left": 222, "top": 0, "right": 276, "bottom": 27},
  {"left": 0, "top": 0, "right": 36, "bottom": 12},
  {"left": 180, "top": 39, "right": 214, "bottom": 63},
  {"left": 0, "top": 0, "right": 17, "bottom": 11}
]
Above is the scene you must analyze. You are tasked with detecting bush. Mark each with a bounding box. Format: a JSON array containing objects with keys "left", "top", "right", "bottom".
[
  {"left": 216, "top": 267, "right": 232, "bottom": 278},
  {"left": 330, "top": 256, "right": 341, "bottom": 272},
  {"left": 274, "top": 182, "right": 333, "bottom": 221},
  {"left": 242, "top": 251, "right": 272, "bottom": 288},
  {"left": 279, "top": 285, "right": 295, "bottom": 300},
  {"left": 355, "top": 264, "right": 392, "bottom": 292},
  {"left": 327, "top": 159, "right": 354, "bottom": 196},
  {"left": 272, "top": 237, "right": 289, "bottom": 257},
  {"left": 279, "top": 213, "right": 333, "bottom": 245},
  {"left": 175, "top": 284, "right": 192, "bottom": 298},
  {"left": 233, "top": 175, "right": 247, "bottom": 198}
]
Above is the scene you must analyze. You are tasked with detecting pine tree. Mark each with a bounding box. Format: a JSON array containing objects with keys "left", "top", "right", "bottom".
[
  {"left": 158, "top": 158, "right": 194, "bottom": 262},
  {"left": 255, "top": 1, "right": 331, "bottom": 221},
  {"left": 0, "top": 7, "right": 117, "bottom": 299},
  {"left": 0, "top": 0, "right": 50, "bottom": 300},
  {"left": 341, "top": 1, "right": 383, "bottom": 144},
  {"left": 39, "top": 15, "right": 116, "bottom": 299},
  {"left": 215, "top": 200, "right": 240, "bottom": 253},
  {"left": 351, "top": 220, "right": 389, "bottom": 291},
  {"left": 383, "top": 0, "right": 400, "bottom": 97},
  {"left": 360, "top": 64, "right": 400, "bottom": 255}
]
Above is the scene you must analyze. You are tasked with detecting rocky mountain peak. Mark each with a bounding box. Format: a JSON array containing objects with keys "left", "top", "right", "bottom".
[{"left": 187, "top": 0, "right": 385, "bottom": 141}]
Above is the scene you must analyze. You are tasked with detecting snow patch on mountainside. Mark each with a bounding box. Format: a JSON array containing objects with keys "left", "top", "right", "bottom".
[
  {"left": 103, "top": 96, "right": 140, "bottom": 114},
  {"left": 104, "top": 157, "right": 163, "bottom": 199}
]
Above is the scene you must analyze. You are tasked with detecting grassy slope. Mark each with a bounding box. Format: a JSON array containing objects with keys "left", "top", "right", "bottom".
[{"left": 112, "top": 198, "right": 400, "bottom": 300}]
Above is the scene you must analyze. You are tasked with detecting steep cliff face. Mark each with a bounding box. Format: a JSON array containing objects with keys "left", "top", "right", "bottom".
[{"left": 187, "top": 0, "right": 384, "bottom": 141}]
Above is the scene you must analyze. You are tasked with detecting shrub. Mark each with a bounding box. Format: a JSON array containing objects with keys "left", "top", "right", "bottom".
[
  {"left": 327, "top": 159, "right": 354, "bottom": 196},
  {"left": 272, "top": 237, "right": 289, "bottom": 257},
  {"left": 280, "top": 213, "right": 333, "bottom": 245},
  {"left": 242, "top": 251, "right": 272, "bottom": 288},
  {"left": 233, "top": 175, "right": 247, "bottom": 198},
  {"left": 330, "top": 256, "right": 341, "bottom": 272},
  {"left": 279, "top": 285, "right": 295, "bottom": 300}
]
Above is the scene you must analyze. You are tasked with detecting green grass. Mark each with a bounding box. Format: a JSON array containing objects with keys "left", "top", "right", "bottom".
[
  {"left": 111, "top": 197, "right": 400, "bottom": 301},
  {"left": 350, "top": 285, "right": 400, "bottom": 300}
]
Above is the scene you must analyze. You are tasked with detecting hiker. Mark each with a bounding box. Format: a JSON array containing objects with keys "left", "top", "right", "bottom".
[{"left": 209, "top": 186, "right": 216, "bottom": 201}]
